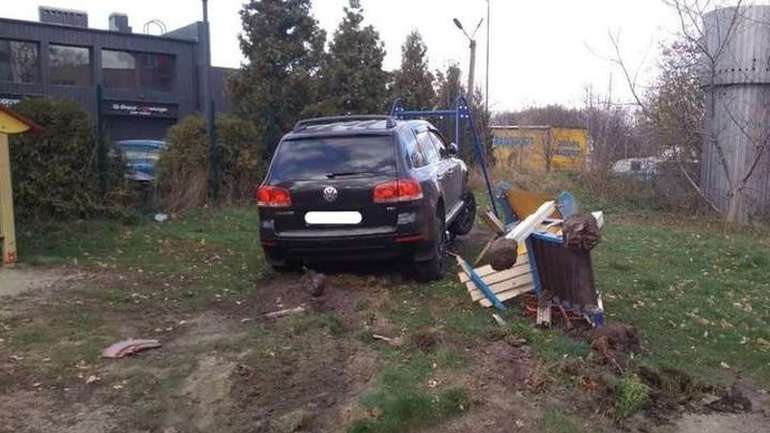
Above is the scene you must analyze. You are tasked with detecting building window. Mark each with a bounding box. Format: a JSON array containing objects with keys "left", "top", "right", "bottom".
[
  {"left": 137, "top": 53, "right": 174, "bottom": 91},
  {"left": 102, "top": 49, "right": 136, "bottom": 89},
  {"left": 0, "top": 39, "right": 40, "bottom": 83},
  {"left": 49, "top": 45, "right": 91, "bottom": 86},
  {"left": 102, "top": 49, "right": 174, "bottom": 91}
]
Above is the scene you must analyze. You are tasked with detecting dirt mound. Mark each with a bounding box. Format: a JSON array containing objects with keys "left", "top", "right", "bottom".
[
  {"left": 488, "top": 238, "right": 518, "bottom": 271},
  {"left": 563, "top": 213, "right": 601, "bottom": 250},
  {"left": 590, "top": 323, "right": 640, "bottom": 353},
  {"left": 707, "top": 386, "right": 753, "bottom": 414},
  {"left": 589, "top": 323, "right": 641, "bottom": 370},
  {"left": 637, "top": 365, "right": 698, "bottom": 398},
  {"left": 412, "top": 329, "right": 440, "bottom": 353}
]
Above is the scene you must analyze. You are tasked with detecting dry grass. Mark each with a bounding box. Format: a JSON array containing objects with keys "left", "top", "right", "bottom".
[{"left": 468, "top": 166, "right": 577, "bottom": 196}]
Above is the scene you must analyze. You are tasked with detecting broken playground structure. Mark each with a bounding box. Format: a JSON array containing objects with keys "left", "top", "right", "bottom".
[{"left": 456, "top": 184, "right": 605, "bottom": 328}]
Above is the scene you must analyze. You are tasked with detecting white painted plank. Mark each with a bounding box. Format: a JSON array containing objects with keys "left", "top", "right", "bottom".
[
  {"left": 592, "top": 211, "right": 605, "bottom": 229},
  {"left": 478, "top": 284, "right": 535, "bottom": 307},
  {"left": 504, "top": 201, "right": 556, "bottom": 242},
  {"left": 466, "top": 274, "right": 534, "bottom": 302},
  {"left": 457, "top": 257, "right": 530, "bottom": 283}
]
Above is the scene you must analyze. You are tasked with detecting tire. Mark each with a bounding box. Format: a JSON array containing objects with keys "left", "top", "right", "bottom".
[
  {"left": 414, "top": 209, "right": 447, "bottom": 282},
  {"left": 449, "top": 192, "right": 476, "bottom": 237}
]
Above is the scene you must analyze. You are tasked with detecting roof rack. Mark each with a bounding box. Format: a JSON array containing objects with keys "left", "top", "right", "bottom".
[{"left": 292, "top": 115, "right": 397, "bottom": 132}]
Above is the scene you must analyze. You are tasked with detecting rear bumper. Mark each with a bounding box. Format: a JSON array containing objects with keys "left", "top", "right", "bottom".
[
  {"left": 259, "top": 201, "right": 439, "bottom": 265},
  {"left": 261, "top": 232, "right": 434, "bottom": 265}
]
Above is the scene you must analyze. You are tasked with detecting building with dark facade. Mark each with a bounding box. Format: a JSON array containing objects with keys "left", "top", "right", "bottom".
[{"left": 0, "top": 6, "right": 233, "bottom": 142}]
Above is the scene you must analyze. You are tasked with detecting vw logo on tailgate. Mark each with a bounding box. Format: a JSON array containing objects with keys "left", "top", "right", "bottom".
[{"left": 322, "top": 186, "right": 338, "bottom": 202}]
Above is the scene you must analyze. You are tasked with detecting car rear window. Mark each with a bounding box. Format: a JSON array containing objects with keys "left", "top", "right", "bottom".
[{"left": 269, "top": 135, "right": 396, "bottom": 181}]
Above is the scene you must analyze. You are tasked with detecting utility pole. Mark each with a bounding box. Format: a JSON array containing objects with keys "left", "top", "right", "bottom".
[
  {"left": 202, "top": 0, "right": 219, "bottom": 202},
  {"left": 485, "top": 0, "right": 490, "bottom": 115},
  {"left": 468, "top": 39, "right": 477, "bottom": 99},
  {"left": 453, "top": 17, "right": 484, "bottom": 99},
  {"left": 201, "top": 0, "right": 210, "bottom": 122}
]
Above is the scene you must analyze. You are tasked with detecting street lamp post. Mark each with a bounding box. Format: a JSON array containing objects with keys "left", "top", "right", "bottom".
[
  {"left": 202, "top": 0, "right": 219, "bottom": 202},
  {"left": 453, "top": 17, "right": 483, "bottom": 99},
  {"left": 485, "top": 0, "right": 490, "bottom": 115}
]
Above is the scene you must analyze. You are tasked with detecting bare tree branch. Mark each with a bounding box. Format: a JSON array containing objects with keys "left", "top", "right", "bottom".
[{"left": 677, "top": 160, "right": 722, "bottom": 213}]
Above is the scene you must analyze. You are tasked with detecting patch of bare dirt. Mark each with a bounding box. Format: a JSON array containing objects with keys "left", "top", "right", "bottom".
[
  {"left": 170, "top": 311, "right": 246, "bottom": 349},
  {"left": 231, "top": 339, "right": 379, "bottom": 433},
  {"left": 668, "top": 412, "right": 769, "bottom": 433},
  {"left": 0, "top": 390, "right": 118, "bottom": 433},
  {"left": 473, "top": 340, "right": 533, "bottom": 390},
  {"left": 0, "top": 267, "right": 83, "bottom": 298},
  {"left": 180, "top": 355, "right": 236, "bottom": 431},
  {"left": 212, "top": 271, "right": 394, "bottom": 432},
  {"left": 233, "top": 271, "right": 395, "bottom": 334},
  {"left": 421, "top": 392, "right": 544, "bottom": 433}
]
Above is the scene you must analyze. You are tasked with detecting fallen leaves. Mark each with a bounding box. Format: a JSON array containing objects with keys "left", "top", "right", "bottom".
[
  {"left": 755, "top": 338, "right": 770, "bottom": 352},
  {"left": 85, "top": 375, "right": 100, "bottom": 384}
]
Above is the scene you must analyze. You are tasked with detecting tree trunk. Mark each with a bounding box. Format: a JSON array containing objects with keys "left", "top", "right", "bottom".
[{"left": 725, "top": 189, "right": 746, "bottom": 224}]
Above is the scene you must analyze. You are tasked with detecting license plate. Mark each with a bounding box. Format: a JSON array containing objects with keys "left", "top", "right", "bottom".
[{"left": 305, "top": 211, "right": 362, "bottom": 225}]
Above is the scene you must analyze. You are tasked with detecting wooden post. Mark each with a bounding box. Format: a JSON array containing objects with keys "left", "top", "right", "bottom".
[
  {"left": 0, "top": 106, "right": 40, "bottom": 267},
  {"left": 0, "top": 133, "right": 16, "bottom": 266}
]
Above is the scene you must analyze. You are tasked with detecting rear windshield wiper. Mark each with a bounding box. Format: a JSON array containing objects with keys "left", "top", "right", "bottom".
[{"left": 325, "top": 171, "right": 369, "bottom": 179}]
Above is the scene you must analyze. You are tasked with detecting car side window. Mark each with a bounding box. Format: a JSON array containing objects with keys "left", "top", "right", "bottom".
[
  {"left": 416, "top": 131, "right": 439, "bottom": 165},
  {"left": 429, "top": 131, "right": 448, "bottom": 159},
  {"left": 400, "top": 128, "right": 426, "bottom": 168}
]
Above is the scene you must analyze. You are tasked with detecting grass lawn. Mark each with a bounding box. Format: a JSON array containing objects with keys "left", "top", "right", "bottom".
[
  {"left": 596, "top": 211, "right": 770, "bottom": 386},
  {"left": 0, "top": 198, "right": 768, "bottom": 432}
]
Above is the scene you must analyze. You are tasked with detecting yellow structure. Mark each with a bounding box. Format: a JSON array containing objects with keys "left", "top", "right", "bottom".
[
  {"left": 491, "top": 125, "right": 590, "bottom": 172},
  {"left": 0, "top": 106, "right": 39, "bottom": 267}
]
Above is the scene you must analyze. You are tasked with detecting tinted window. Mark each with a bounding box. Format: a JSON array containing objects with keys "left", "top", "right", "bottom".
[
  {"left": 103, "top": 49, "right": 175, "bottom": 91},
  {"left": 270, "top": 136, "right": 396, "bottom": 181},
  {"left": 399, "top": 127, "right": 425, "bottom": 168},
  {"left": 416, "top": 132, "right": 438, "bottom": 165},
  {"left": 429, "top": 132, "right": 448, "bottom": 159},
  {"left": 0, "top": 39, "right": 39, "bottom": 83},
  {"left": 49, "top": 45, "right": 91, "bottom": 86}
]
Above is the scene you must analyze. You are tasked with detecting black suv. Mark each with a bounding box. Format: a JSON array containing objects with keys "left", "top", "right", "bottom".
[{"left": 257, "top": 115, "right": 476, "bottom": 281}]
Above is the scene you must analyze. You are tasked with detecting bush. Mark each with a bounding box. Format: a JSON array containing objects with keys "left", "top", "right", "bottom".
[
  {"left": 157, "top": 114, "right": 264, "bottom": 211},
  {"left": 9, "top": 98, "right": 127, "bottom": 219},
  {"left": 614, "top": 374, "right": 649, "bottom": 421}
]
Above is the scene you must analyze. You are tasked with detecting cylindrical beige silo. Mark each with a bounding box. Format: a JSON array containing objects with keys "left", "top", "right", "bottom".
[{"left": 702, "top": 5, "right": 770, "bottom": 222}]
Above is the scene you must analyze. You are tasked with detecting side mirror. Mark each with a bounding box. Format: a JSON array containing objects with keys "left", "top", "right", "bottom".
[{"left": 448, "top": 142, "right": 459, "bottom": 156}]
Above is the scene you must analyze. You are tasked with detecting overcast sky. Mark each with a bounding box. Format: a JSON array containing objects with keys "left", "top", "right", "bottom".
[{"left": 0, "top": 0, "right": 738, "bottom": 111}]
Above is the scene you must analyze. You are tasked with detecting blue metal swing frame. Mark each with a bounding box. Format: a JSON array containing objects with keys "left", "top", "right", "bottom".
[{"left": 389, "top": 96, "right": 499, "bottom": 217}]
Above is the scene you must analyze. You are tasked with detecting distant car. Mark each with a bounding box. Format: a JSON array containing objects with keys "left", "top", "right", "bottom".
[
  {"left": 116, "top": 139, "right": 167, "bottom": 182},
  {"left": 612, "top": 156, "right": 661, "bottom": 181},
  {"left": 256, "top": 115, "right": 476, "bottom": 281}
]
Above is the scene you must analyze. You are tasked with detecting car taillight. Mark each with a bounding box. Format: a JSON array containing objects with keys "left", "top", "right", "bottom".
[
  {"left": 373, "top": 179, "right": 423, "bottom": 203},
  {"left": 256, "top": 185, "right": 291, "bottom": 208}
]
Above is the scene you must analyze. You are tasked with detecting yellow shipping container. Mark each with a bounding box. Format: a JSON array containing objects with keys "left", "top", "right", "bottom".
[{"left": 491, "top": 125, "right": 589, "bottom": 172}]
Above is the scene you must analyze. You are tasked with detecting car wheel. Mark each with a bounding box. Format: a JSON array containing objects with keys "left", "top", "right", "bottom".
[
  {"left": 415, "top": 209, "right": 447, "bottom": 282},
  {"left": 450, "top": 192, "right": 476, "bottom": 237}
]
